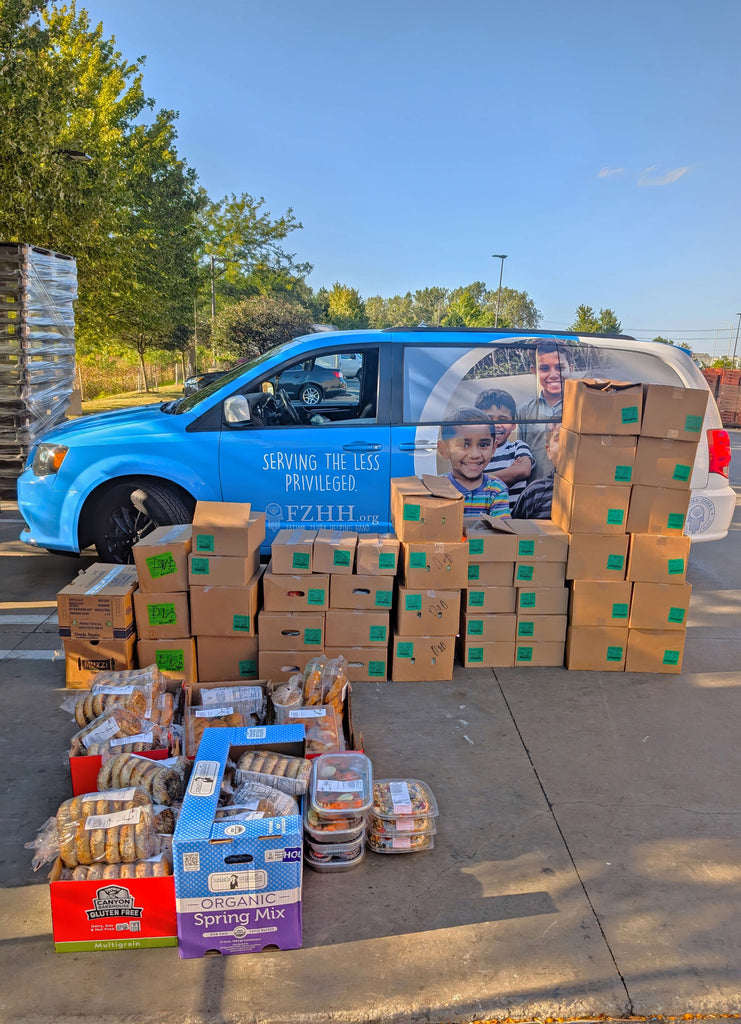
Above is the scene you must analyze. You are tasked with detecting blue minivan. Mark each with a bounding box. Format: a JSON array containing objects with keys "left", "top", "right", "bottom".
[{"left": 17, "top": 327, "right": 734, "bottom": 562}]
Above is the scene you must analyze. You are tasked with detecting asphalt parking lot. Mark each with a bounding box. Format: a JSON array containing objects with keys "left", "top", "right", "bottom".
[{"left": 1, "top": 434, "right": 741, "bottom": 1024}]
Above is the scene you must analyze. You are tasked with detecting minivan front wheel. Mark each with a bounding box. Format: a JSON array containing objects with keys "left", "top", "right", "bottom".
[{"left": 89, "top": 482, "right": 193, "bottom": 563}]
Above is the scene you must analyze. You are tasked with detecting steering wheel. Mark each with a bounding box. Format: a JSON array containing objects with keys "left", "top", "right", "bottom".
[{"left": 275, "top": 387, "right": 302, "bottom": 425}]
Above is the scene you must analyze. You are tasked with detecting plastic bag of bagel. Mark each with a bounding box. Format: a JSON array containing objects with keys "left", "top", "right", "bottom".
[
  {"left": 89, "top": 664, "right": 168, "bottom": 697},
  {"left": 27, "top": 789, "right": 162, "bottom": 870},
  {"left": 233, "top": 749, "right": 312, "bottom": 797},
  {"left": 57, "top": 850, "right": 174, "bottom": 881},
  {"left": 185, "top": 702, "right": 257, "bottom": 757},
  {"left": 61, "top": 686, "right": 152, "bottom": 729},
  {"left": 69, "top": 707, "right": 170, "bottom": 758},
  {"left": 227, "top": 780, "right": 300, "bottom": 819},
  {"left": 97, "top": 753, "right": 191, "bottom": 805},
  {"left": 198, "top": 685, "right": 266, "bottom": 724}
]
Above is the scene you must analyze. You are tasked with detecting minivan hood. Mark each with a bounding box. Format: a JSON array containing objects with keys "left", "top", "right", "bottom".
[{"left": 35, "top": 404, "right": 173, "bottom": 444}]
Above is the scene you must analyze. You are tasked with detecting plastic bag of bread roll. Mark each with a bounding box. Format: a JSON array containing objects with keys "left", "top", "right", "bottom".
[
  {"left": 97, "top": 753, "right": 191, "bottom": 805},
  {"left": 284, "top": 706, "right": 343, "bottom": 756},
  {"left": 199, "top": 685, "right": 266, "bottom": 724},
  {"left": 69, "top": 706, "right": 151, "bottom": 758},
  {"left": 228, "top": 780, "right": 300, "bottom": 819},
  {"left": 64, "top": 851, "right": 173, "bottom": 881},
  {"left": 185, "top": 702, "right": 255, "bottom": 756},
  {"left": 234, "top": 749, "right": 312, "bottom": 796},
  {"left": 302, "top": 656, "right": 327, "bottom": 707},
  {"left": 88, "top": 664, "right": 168, "bottom": 697},
  {"left": 320, "top": 655, "right": 349, "bottom": 715}
]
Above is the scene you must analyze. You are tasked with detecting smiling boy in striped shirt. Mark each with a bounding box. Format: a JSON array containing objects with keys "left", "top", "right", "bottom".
[{"left": 437, "top": 408, "right": 511, "bottom": 518}]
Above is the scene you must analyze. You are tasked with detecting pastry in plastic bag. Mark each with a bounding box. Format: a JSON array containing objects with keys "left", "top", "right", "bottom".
[
  {"left": 97, "top": 753, "right": 191, "bottom": 805},
  {"left": 302, "top": 656, "right": 327, "bottom": 706}
]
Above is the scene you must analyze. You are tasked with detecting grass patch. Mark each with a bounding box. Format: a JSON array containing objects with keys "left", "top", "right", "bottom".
[{"left": 81, "top": 386, "right": 184, "bottom": 415}]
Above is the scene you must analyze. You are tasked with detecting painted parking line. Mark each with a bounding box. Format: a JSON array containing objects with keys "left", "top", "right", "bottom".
[
  {"left": 0, "top": 649, "right": 58, "bottom": 660},
  {"left": 0, "top": 614, "right": 57, "bottom": 625}
]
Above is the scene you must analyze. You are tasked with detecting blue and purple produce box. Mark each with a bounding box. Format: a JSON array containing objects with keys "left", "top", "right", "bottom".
[{"left": 173, "top": 724, "right": 304, "bottom": 959}]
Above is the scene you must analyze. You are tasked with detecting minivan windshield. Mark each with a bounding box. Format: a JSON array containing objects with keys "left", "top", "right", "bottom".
[{"left": 170, "top": 347, "right": 286, "bottom": 414}]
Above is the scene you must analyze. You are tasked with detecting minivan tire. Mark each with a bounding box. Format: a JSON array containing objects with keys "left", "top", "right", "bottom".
[{"left": 89, "top": 482, "right": 193, "bottom": 563}]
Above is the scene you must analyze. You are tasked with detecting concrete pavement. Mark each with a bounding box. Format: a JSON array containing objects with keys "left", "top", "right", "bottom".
[{"left": 1, "top": 469, "right": 741, "bottom": 1023}]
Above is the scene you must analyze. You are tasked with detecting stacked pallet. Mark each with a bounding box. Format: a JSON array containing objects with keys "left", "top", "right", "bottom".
[{"left": 703, "top": 367, "right": 741, "bottom": 427}]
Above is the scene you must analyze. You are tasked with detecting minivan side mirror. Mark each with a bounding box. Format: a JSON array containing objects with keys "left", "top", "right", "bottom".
[{"left": 223, "top": 395, "right": 252, "bottom": 424}]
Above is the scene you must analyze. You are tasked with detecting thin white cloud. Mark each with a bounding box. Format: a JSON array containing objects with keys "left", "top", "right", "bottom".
[
  {"left": 638, "top": 165, "right": 689, "bottom": 186},
  {"left": 598, "top": 167, "right": 623, "bottom": 177}
]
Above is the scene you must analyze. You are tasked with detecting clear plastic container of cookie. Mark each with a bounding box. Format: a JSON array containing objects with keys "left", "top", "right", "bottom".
[
  {"left": 304, "top": 800, "right": 367, "bottom": 843},
  {"left": 304, "top": 835, "right": 366, "bottom": 872},
  {"left": 367, "top": 830, "right": 435, "bottom": 855},
  {"left": 372, "top": 779, "right": 439, "bottom": 820},
  {"left": 368, "top": 812, "right": 437, "bottom": 837},
  {"left": 310, "top": 751, "right": 373, "bottom": 817}
]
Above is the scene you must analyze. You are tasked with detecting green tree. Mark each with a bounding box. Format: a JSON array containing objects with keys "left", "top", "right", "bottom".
[
  {"left": 442, "top": 287, "right": 499, "bottom": 327},
  {"left": 212, "top": 294, "right": 314, "bottom": 360},
  {"left": 653, "top": 335, "right": 674, "bottom": 345},
  {"left": 570, "top": 305, "right": 622, "bottom": 334},
  {"left": 486, "top": 287, "right": 541, "bottom": 329},
  {"left": 412, "top": 286, "right": 449, "bottom": 326},
  {"left": 325, "top": 282, "right": 367, "bottom": 329}
]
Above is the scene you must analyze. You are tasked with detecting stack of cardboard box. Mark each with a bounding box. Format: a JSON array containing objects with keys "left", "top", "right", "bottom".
[
  {"left": 389, "top": 477, "right": 464, "bottom": 681},
  {"left": 555, "top": 380, "right": 706, "bottom": 673},
  {"left": 460, "top": 518, "right": 569, "bottom": 668}
]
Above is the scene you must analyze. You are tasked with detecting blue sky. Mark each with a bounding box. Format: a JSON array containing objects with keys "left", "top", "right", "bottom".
[{"left": 80, "top": 0, "right": 741, "bottom": 354}]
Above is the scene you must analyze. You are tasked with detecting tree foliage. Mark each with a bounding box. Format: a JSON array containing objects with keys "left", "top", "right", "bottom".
[
  {"left": 212, "top": 294, "right": 314, "bottom": 361},
  {"left": 365, "top": 283, "right": 540, "bottom": 330},
  {"left": 570, "top": 305, "right": 622, "bottom": 334},
  {"left": 652, "top": 335, "right": 674, "bottom": 345},
  {"left": 322, "top": 282, "right": 368, "bottom": 330}
]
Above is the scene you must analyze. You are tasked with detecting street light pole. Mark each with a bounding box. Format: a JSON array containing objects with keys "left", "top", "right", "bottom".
[
  {"left": 491, "top": 254, "right": 507, "bottom": 327},
  {"left": 733, "top": 313, "right": 741, "bottom": 368}
]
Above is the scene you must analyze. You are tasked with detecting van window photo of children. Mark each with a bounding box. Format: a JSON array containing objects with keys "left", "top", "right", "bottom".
[
  {"left": 474, "top": 388, "right": 534, "bottom": 509},
  {"left": 437, "top": 408, "right": 510, "bottom": 518}
]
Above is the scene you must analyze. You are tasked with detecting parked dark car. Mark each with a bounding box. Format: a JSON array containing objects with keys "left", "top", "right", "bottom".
[
  {"left": 183, "top": 369, "right": 228, "bottom": 395},
  {"left": 277, "top": 359, "right": 346, "bottom": 405}
]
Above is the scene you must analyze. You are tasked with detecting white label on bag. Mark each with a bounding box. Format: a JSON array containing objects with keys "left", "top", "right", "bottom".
[
  {"left": 195, "top": 706, "right": 233, "bottom": 718},
  {"left": 97, "top": 788, "right": 137, "bottom": 802},
  {"left": 91, "top": 684, "right": 136, "bottom": 695},
  {"left": 389, "top": 781, "right": 412, "bottom": 815},
  {"left": 85, "top": 806, "right": 142, "bottom": 830},
  {"left": 288, "top": 707, "right": 326, "bottom": 718},
  {"left": 110, "top": 731, "right": 154, "bottom": 747},
  {"left": 82, "top": 717, "right": 120, "bottom": 748},
  {"left": 200, "top": 686, "right": 263, "bottom": 705}
]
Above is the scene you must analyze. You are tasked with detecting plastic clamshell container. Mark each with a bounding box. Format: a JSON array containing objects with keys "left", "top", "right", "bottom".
[
  {"left": 372, "top": 779, "right": 439, "bottom": 819},
  {"left": 305, "top": 834, "right": 365, "bottom": 864},
  {"left": 305, "top": 844, "right": 366, "bottom": 873},
  {"left": 368, "top": 813, "right": 437, "bottom": 837},
  {"left": 310, "top": 751, "right": 373, "bottom": 817},
  {"left": 304, "top": 801, "right": 367, "bottom": 843},
  {"left": 285, "top": 706, "right": 342, "bottom": 757},
  {"left": 367, "top": 831, "right": 435, "bottom": 854}
]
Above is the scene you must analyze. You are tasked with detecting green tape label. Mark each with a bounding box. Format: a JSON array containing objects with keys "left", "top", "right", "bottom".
[
  {"left": 145, "top": 552, "right": 177, "bottom": 579},
  {"left": 307, "top": 589, "right": 326, "bottom": 605},
  {"left": 467, "top": 647, "right": 484, "bottom": 663},
  {"left": 333, "top": 549, "right": 351, "bottom": 567},
  {"left": 409, "top": 551, "right": 427, "bottom": 568},
  {"left": 606, "top": 508, "right": 624, "bottom": 525},
  {"left": 663, "top": 649, "right": 680, "bottom": 665},
  {"left": 685, "top": 414, "right": 702, "bottom": 432},
  {"left": 403, "top": 503, "right": 421, "bottom": 522},
  {"left": 672, "top": 464, "right": 691, "bottom": 481},
  {"left": 155, "top": 649, "right": 184, "bottom": 672},
  {"left": 468, "top": 590, "right": 485, "bottom": 607},
  {"left": 195, "top": 533, "right": 214, "bottom": 553},
  {"left": 232, "top": 614, "right": 251, "bottom": 632},
  {"left": 468, "top": 564, "right": 480, "bottom": 581},
  {"left": 516, "top": 646, "right": 533, "bottom": 662},
  {"left": 518, "top": 539, "right": 535, "bottom": 557},
  {"left": 611, "top": 603, "right": 629, "bottom": 619},
  {"left": 468, "top": 537, "right": 484, "bottom": 556},
  {"left": 606, "top": 645, "right": 624, "bottom": 662},
  {"left": 668, "top": 558, "right": 685, "bottom": 575},
  {"left": 191, "top": 558, "right": 210, "bottom": 575},
  {"left": 375, "top": 590, "right": 393, "bottom": 608},
  {"left": 405, "top": 594, "right": 422, "bottom": 611},
  {"left": 378, "top": 552, "right": 396, "bottom": 569},
  {"left": 668, "top": 606, "right": 686, "bottom": 624},
  {"left": 467, "top": 619, "right": 484, "bottom": 636},
  {"left": 292, "top": 552, "right": 310, "bottom": 569},
  {"left": 606, "top": 554, "right": 625, "bottom": 571},
  {"left": 516, "top": 564, "right": 534, "bottom": 581},
  {"left": 519, "top": 592, "right": 536, "bottom": 608},
  {"left": 304, "top": 628, "right": 322, "bottom": 645},
  {"left": 614, "top": 465, "right": 632, "bottom": 482},
  {"left": 621, "top": 405, "right": 639, "bottom": 424},
  {"left": 397, "top": 641, "right": 414, "bottom": 658},
  {"left": 368, "top": 660, "right": 386, "bottom": 677},
  {"left": 517, "top": 620, "right": 534, "bottom": 637},
  {"left": 667, "top": 513, "right": 685, "bottom": 530},
  {"left": 147, "top": 603, "right": 176, "bottom": 626},
  {"left": 238, "top": 659, "right": 257, "bottom": 678},
  {"left": 369, "top": 625, "right": 387, "bottom": 642}
]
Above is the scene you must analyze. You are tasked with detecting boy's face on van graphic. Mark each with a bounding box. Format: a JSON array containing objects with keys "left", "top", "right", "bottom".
[
  {"left": 535, "top": 351, "right": 570, "bottom": 403},
  {"left": 438, "top": 424, "right": 494, "bottom": 485},
  {"left": 485, "top": 404, "right": 516, "bottom": 447}
]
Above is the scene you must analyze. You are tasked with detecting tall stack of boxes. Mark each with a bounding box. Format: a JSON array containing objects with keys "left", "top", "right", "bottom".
[
  {"left": 188, "top": 502, "right": 264, "bottom": 683},
  {"left": 133, "top": 524, "right": 194, "bottom": 681},
  {"left": 389, "top": 476, "right": 465, "bottom": 681},
  {"left": 460, "top": 518, "right": 569, "bottom": 668},
  {"left": 554, "top": 380, "right": 706, "bottom": 673}
]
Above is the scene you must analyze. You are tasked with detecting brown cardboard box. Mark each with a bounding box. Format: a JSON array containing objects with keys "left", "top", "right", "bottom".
[
  {"left": 566, "top": 534, "right": 629, "bottom": 581},
  {"left": 514, "top": 641, "right": 565, "bottom": 667},
  {"left": 325, "top": 608, "right": 390, "bottom": 647},
  {"left": 270, "top": 529, "right": 317, "bottom": 575},
  {"left": 133, "top": 524, "right": 192, "bottom": 594},
  {"left": 257, "top": 611, "right": 325, "bottom": 651},
  {"left": 137, "top": 637, "right": 198, "bottom": 683},
  {"left": 516, "top": 587, "right": 569, "bottom": 616},
  {"left": 133, "top": 590, "right": 190, "bottom": 641},
  {"left": 466, "top": 522, "right": 518, "bottom": 562},
  {"left": 196, "top": 635, "right": 260, "bottom": 682},
  {"left": 466, "top": 516, "right": 568, "bottom": 562},
  {"left": 552, "top": 475, "right": 630, "bottom": 535},
  {"left": 191, "top": 502, "right": 265, "bottom": 557},
  {"left": 625, "top": 628, "right": 686, "bottom": 673},
  {"left": 515, "top": 614, "right": 567, "bottom": 643},
  {"left": 460, "top": 611, "right": 516, "bottom": 643},
  {"left": 513, "top": 561, "right": 566, "bottom": 588},
  {"left": 329, "top": 573, "right": 394, "bottom": 611},
  {"left": 390, "top": 475, "right": 464, "bottom": 542},
  {"left": 63, "top": 636, "right": 137, "bottom": 688},
  {"left": 467, "top": 561, "right": 515, "bottom": 587},
  {"left": 401, "top": 540, "right": 469, "bottom": 589},
  {"left": 261, "top": 564, "right": 330, "bottom": 612},
  {"left": 627, "top": 533, "right": 691, "bottom": 584},
  {"left": 188, "top": 549, "right": 260, "bottom": 587},
  {"left": 558, "top": 428, "right": 637, "bottom": 485},
  {"left": 190, "top": 575, "right": 262, "bottom": 637},
  {"left": 464, "top": 586, "right": 517, "bottom": 614},
  {"left": 312, "top": 529, "right": 358, "bottom": 574},
  {"left": 629, "top": 582, "right": 692, "bottom": 630},
  {"left": 561, "top": 378, "right": 643, "bottom": 434},
  {"left": 569, "top": 580, "right": 633, "bottom": 627},
  {"left": 640, "top": 384, "right": 708, "bottom": 441},
  {"left": 458, "top": 639, "right": 514, "bottom": 668},
  {"left": 396, "top": 586, "right": 461, "bottom": 636},
  {"left": 632, "top": 437, "right": 698, "bottom": 490},
  {"left": 57, "top": 563, "right": 138, "bottom": 640},
  {"left": 258, "top": 649, "right": 323, "bottom": 682},
  {"left": 565, "top": 625, "right": 628, "bottom": 671},
  {"left": 355, "top": 533, "right": 400, "bottom": 575},
  {"left": 391, "top": 634, "right": 456, "bottom": 681},
  {"left": 325, "top": 646, "right": 388, "bottom": 682},
  {"left": 625, "top": 485, "right": 690, "bottom": 536}
]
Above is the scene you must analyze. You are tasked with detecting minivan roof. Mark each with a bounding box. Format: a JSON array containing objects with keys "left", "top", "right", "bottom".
[{"left": 382, "top": 326, "right": 636, "bottom": 341}]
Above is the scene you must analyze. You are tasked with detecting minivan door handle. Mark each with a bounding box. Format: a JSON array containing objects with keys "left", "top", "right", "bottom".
[
  {"left": 342, "top": 442, "right": 382, "bottom": 452},
  {"left": 398, "top": 441, "right": 438, "bottom": 451}
]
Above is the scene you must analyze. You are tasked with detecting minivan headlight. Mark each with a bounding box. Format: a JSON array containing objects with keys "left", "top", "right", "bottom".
[{"left": 32, "top": 443, "right": 69, "bottom": 476}]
